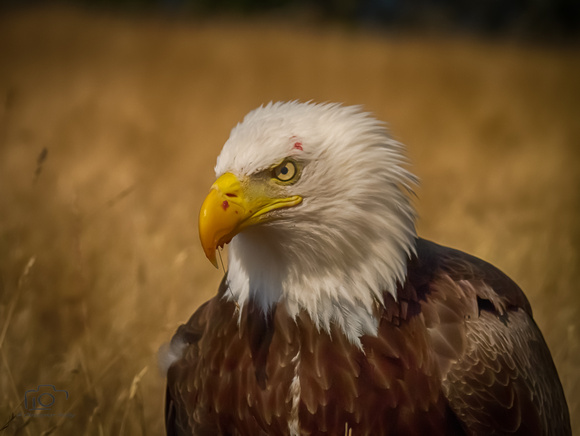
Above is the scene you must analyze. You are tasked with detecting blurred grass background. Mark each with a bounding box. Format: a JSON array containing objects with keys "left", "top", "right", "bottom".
[{"left": 0, "top": 1, "right": 579, "bottom": 435}]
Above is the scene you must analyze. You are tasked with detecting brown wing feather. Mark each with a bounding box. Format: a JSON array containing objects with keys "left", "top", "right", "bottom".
[
  {"left": 413, "top": 239, "right": 571, "bottom": 435},
  {"left": 165, "top": 238, "right": 570, "bottom": 435}
]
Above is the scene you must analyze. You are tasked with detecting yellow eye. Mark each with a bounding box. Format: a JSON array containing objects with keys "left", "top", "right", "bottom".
[{"left": 272, "top": 160, "right": 298, "bottom": 183}]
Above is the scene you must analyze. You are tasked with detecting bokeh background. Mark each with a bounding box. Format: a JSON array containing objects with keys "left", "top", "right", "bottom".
[{"left": 0, "top": 1, "right": 579, "bottom": 434}]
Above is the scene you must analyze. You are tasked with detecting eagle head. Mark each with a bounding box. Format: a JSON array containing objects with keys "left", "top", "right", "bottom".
[{"left": 199, "top": 101, "right": 417, "bottom": 345}]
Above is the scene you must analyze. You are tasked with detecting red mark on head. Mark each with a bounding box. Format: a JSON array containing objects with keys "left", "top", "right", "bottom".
[
  {"left": 290, "top": 135, "right": 303, "bottom": 151},
  {"left": 221, "top": 200, "right": 229, "bottom": 211}
]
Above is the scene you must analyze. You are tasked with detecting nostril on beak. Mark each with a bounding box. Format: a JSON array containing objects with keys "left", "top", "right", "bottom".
[{"left": 225, "top": 193, "right": 237, "bottom": 198}]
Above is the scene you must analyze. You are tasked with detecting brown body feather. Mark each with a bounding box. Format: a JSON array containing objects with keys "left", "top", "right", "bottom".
[{"left": 165, "top": 239, "right": 571, "bottom": 435}]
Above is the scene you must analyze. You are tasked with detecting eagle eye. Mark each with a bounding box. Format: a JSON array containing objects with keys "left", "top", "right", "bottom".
[{"left": 272, "top": 159, "right": 298, "bottom": 183}]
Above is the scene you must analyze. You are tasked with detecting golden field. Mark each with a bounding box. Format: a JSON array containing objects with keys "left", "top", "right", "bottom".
[{"left": 0, "top": 6, "right": 578, "bottom": 435}]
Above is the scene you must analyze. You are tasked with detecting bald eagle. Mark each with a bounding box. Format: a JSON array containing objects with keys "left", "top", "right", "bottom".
[{"left": 164, "top": 102, "right": 571, "bottom": 435}]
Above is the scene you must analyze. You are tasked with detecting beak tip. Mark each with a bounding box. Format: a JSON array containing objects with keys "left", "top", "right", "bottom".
[
  {"left": 204, "top": 248, "right": 219, "bottom": 269},
  {"left": 210, "top": 257, "right": 219, "bottom": 269}
]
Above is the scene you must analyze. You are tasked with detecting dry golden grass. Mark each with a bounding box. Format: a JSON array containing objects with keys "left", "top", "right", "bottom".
[{"left": 0, "top": 5, "right": 578, "bottom": 435}]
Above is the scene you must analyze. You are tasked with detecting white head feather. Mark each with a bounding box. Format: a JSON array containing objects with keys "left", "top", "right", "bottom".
[{"left": 214, "top": 101, "right": 417, "bottom": 346}]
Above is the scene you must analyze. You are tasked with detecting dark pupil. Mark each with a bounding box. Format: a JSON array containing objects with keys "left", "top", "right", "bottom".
[{"left": 280, "top": 166, "right": 289, "bottom": 175}]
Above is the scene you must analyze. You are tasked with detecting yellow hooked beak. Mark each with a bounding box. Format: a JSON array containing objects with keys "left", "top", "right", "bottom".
[{"left": 199, "top": 172, "right": 302, "bottom": 268}]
